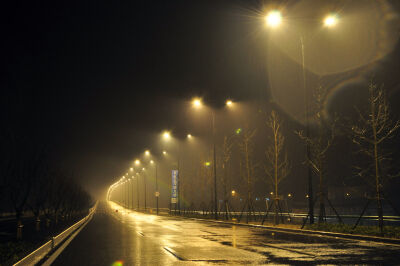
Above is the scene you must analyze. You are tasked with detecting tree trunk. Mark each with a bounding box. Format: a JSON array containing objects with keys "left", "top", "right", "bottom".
[{"left": 16, "top": 212, "right": 23, "bottom": 240}]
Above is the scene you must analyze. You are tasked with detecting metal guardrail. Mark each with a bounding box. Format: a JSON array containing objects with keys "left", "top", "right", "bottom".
[{"left": 14, "top": 202, "right": 97, "bottom": 266}]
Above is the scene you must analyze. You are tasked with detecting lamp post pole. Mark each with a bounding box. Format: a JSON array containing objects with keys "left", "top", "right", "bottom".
[
  {"left": 131, "top": 178, "right": 134, "bottom": 209},
  {"left": 156, "top": 164, "right": 159, "bottom": 215},
  {"left": 125, "top": 181, "right": 127, "bottom": 207},
  {"left": 300, "top": 35, "right": 314, "bottom": 225},
  {"left": 212, "top": 110, "right": 218, "bottom": 220},
  {"left": 136, "top": 175, "right": 140, "bottom": 209},
  {"left": 144, "top": 172, "right": 147, "bottom": 211}
]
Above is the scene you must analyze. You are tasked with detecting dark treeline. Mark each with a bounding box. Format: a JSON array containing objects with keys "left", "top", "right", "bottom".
[
  {"left": 0, "top": 87, "right": 93, "bottom": 239},
  {"left": 0, "top": 137, "right": 93, "bottom": 239}
]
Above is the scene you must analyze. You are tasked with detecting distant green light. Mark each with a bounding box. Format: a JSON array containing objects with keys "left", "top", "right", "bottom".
[{"left": 235, "top": 128, "right": 242, "bottom": 135}]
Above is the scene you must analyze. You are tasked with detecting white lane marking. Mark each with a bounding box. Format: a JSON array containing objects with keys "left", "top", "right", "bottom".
[{"left": 163, "top": 246, "right": 184, "bottom": 260}]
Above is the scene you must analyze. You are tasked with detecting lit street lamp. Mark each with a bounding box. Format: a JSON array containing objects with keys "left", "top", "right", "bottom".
[
  {"left": 265, "top": 10, "right": 282, "bottom": 28},
  {"left": 192, "top": 98, "right": 234, "bottom": 220},
  {"left": 265, "top": 10, "right": 337, "bottom": 225}
]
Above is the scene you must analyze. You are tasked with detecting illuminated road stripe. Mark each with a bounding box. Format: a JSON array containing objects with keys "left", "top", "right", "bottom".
[{"left": 163, "top": 246, "right": 184, "bottom": 260}]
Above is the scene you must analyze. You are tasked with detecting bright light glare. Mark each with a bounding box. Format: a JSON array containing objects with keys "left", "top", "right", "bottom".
[
  {"left": 226, "top": 100, "right": 233, "bottom": 106},
  {"left": 145, "top": 150, "right": 150, "bottom": 156},
  {"left": 130, "top": 167, "right": 133, "bottom": 171},
  {"left": 266, "top": 10, "right": 282, "bottom": 27},
  {"left": 142, "top": 167, "right": 145, "bottom": 171},
  {"left": 150, "top": 160, "right": 154, "bottom": 164},
  {"left": 163, "top": 131, "right": 171, "bottom": 140},
  {"left": 135, "top": 159, "right": 140, "bottom": 165},
  {"left": 192, "top": 98, "right": 202, "bottom": 108},
  {"left": 187, "top": 134, "right": 192, "bottom": 139},
  {"left": 324, "top": 15, "right": 337, "bottom": 27},
  {"left": 162, "top": 150, "right": 167, "bottom": 155}
]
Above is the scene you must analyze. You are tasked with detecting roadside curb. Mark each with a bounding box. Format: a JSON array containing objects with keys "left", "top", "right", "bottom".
[
  {"left": 170, "top": 215, "right": 400, "bottom": 246},
  {"left": 113, "top": 202, "right": 400, "bottom": 246}
]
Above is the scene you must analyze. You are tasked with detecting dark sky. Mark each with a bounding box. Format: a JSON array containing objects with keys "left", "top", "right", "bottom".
[{"left": 2, "top": 0, "right": 400, "bottom": 197}]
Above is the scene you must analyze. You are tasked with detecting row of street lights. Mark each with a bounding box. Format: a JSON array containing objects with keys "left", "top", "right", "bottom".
[
  {"left": 108, "top": 98, "right": 235, "bottom": 218},
  {"left": 108, "top": 9, "right": 339, "bottom": 223}
]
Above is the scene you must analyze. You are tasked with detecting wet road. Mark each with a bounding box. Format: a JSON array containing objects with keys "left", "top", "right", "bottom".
[{"left": 52, "top": 201, "right": 400, "bottom": 265}]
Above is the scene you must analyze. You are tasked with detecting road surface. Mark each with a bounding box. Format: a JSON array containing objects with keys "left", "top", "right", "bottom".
[{"left": 52, "top": 201, "right": 400, "bottom": 265}]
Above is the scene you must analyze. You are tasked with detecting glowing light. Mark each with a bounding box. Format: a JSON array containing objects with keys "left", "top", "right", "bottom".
[
  {"left": 150, "top": 160, "right": 154, "bottom": 164},
  {"left": 288, "top": 193, "right": 292, "bottom": 198},
  {"left": 204, "top": 162, "right": 211, "bottom": 167},
  {"left": 192, "top": 98, "right": 202, "bottom": 108},
  {"left": 324, "top": 14, "right": 337, "bottom": 27},
  {"left": 163, "top": 131, "right": 171, "bottom": 140},
  {"left": 145, "top": 150, "right": 150, "bottom": 156},
  {"left": 142, "top": 167, "right": 145, "bottom": 171},
  {"left": 226, "top": 100, "right": 233, "bottom": 106},
  {"left": 162, "top": 150, "right": 167, "bottom": 155},
  {"left": 187, "top": 134, "right": 192, "bottom": 139},
  {"left": 130, "top": 167, "right": 133, "bottom": 171},
  {"left": 135, "top": 159, "right": 140, "bottom": 165},
  {"left": 231, "top": 190, "right": 236, "bottom": 196},
  {"left": 235, "top": 128, "right": 242, "bottom": 135},
  {"left": 266, "top": 10, "right": 282, "bottom": 28}
]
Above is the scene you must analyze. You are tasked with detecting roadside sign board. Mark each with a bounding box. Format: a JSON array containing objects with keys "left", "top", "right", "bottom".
[{"left": 171, "top": 170, "right": 178, "bottom": 203}]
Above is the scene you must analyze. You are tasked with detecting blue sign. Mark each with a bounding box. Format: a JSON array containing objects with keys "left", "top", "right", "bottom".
[{"left": 171, "top": 170, "right": 179, "bottom": 203}]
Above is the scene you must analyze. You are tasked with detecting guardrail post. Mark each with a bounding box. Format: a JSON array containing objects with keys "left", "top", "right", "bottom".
[{"left": 51, "top": 237, "right": 55, "bottom": 249}]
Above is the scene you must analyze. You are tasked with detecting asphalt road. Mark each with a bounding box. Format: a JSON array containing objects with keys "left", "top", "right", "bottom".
[{"left": 52, "top": 201, "right": 400, "bottom": 265}]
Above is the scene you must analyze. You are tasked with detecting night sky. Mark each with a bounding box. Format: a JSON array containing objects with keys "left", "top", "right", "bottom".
[{"left": 3, "top": 0, "right": 400, "bottom": 198}]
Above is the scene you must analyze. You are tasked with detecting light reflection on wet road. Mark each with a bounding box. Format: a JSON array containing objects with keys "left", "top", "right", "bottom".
[{"left": 52, "top": 201, "right": 400, "bottom": 265}]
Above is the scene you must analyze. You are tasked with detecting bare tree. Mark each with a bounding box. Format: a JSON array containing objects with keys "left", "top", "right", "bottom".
[
  {"left": 27, "top": 163, "right": 50, "bottom": 232},
  {"left": 6, "top": 139, "right": 44, "bottom": 238},
  {"left": 296, "top": 85, "right": 338, "bottom": 224},
  {"left": 265, "top": 110, "right": 290, "bottom": 225},
  {"left": 220, "top": 134, "right": 234, "bottom": 219},
  {"left": 237, "top": 126, "right": 257, "bottom": 223},
  {"left": 351, "top": 82, "right": 400, "bottom": 234}
]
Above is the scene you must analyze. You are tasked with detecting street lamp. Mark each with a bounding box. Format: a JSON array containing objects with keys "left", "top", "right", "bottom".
[
  {"left": 265, "top": 10, "right": 337, "bottom": 225},
  {"left": 141, "top": 167, "right": 147, "bottom": 211},
  {"left": 265, "top": 10, "right": 282, "bottom": 28},
  {"left": 192, "top": 98, "right": 233, "bottom": 220},
  {"left": 149, "top": 159, "right": 159, "bottom": 215},
  {"left": 324, "top": 14, "right": 338, "bottom": 27},
  {"left": 136, "top": 172, "right": 140, "bottom": 209},
  {"left": 192, "top": 98, "right": 202, "bottom": 108},
  {"left": 163, "top": 131, "right": 171, "bottom": 140}
]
